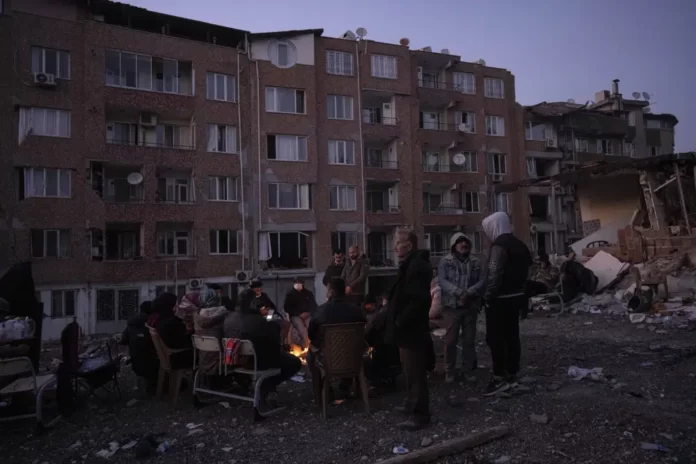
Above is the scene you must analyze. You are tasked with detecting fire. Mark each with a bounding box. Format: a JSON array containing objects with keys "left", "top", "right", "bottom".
[{"left": 289, "top": 344, "right": 309, "bottom": 364}]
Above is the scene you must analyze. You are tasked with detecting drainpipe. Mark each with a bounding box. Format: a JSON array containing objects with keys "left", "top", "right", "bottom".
[
  {"left": 356, "top": 40, "right": 367, "bottom": 252},
  {"left": 237, "top": 39, "right": 247, "bottom": 271}
]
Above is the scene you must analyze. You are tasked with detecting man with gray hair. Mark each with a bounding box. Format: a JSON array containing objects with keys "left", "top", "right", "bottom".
[{"left": 384, "top": 229, "right": 433, "bottom": 430}]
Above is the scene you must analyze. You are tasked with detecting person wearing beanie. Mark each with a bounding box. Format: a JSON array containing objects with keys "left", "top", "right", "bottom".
[{"left": 437, "top": 232, "right": 484, "bottom": 384}]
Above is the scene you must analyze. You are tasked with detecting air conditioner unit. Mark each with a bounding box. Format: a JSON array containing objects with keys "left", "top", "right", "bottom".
[
  {"left": 189, "top": 278, "right": 203, "bottom": 289},
  {"left": 389, "top": 205, "right": 400, "bottom": 213},
  {"left": 235, "top": 270, "right": 251, "bottom": 282},
  {"left": 139, "top": 112, "right": 158, "bottom": 127},
  {"left": 33, "top": 72, "right": 56, "bottom": 87},
  {"left": 546, "top": 139, "right": 557, "bottom": 148}
]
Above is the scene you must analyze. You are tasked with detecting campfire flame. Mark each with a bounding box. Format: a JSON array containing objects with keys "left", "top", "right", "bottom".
[{"left": 289, "top": 344, "right": 309, "bottom": 364}]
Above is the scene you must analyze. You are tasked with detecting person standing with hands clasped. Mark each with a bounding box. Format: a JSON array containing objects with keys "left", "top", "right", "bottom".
[
  {"left": 437, "top": 233, "right": 484, "bottom": 384},
  {"left": 481, "top": 212, "right": 532, "bottom": 396}
]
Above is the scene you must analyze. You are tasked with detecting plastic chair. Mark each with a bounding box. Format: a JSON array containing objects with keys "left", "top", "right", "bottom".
[
  {"left": 146, "top": 325, "right": 191, "bottom": 406},
  {"left": 316, "top": 323, "right": 369, "bottom": 420},
  {"left": 0, "top": 357, "right": 61, "bottom": 431}
]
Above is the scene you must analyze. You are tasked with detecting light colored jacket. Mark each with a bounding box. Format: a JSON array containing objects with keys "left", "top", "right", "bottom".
[
  {"left": 429, "top": 280, "right": 442, "bottom": 319},
  {"left": 438, "top": 253, "right": 483, "bottom": 309}
]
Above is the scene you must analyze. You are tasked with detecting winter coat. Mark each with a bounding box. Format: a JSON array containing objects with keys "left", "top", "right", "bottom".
[
  {"left": 283, "top": 288, "right": 317, "bottom": 317},
  {"left": 482, "top": 212, "right": 532, "bottom": 301},
  {"left": 308, "top": 297, "right": 366, "bottom": 350},
  {"left": 239, "top": 312, "right": 282, "bottom": 370},
  {"left": 154, "top": 312, "right": 192, "bottom": 369},
  {"left": 438, "top": 253, "right": 484, "bottom": 309},
  {"left": 322, "top": 262, "right": 345, "bottom": 286},
  {"left": 193, "top": 306, "right": 228, "bottom": 374},
  {"left": 341, "top": 254, "right": 370, "bottom": 295},
  {"left": 239, "top": 290, "right": 276, "bottom": 315},
  {"left": 120, "top": 313, "right": 158, "bottom": 378}
]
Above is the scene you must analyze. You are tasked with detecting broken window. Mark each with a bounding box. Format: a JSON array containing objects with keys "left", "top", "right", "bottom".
[
  {"left": 529, "top": 195, "right": 549, "bottom": 220},
  {"left": 259, "top": 232, "right": 309, "bottom": 269}
]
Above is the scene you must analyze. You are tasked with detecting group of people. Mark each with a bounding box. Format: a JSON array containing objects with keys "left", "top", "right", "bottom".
[{"left": 119, "top": 211, "right": 534, "bottom": 433}]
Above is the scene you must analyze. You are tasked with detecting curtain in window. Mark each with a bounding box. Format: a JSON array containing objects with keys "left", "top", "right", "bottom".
[
  {"left": 276, "top": 136, "right": 296, "bottom": 161},
  {"left": 226, "top": 127, "right": 236, "bottom": 153},
  {"left": 258, "top": 232, "right": 271, "bottom": 261},
  {"left": 207, "top": 124, "right": 217, "bottom": 152},
  {"left": 18, "top": 108, "right": 33, "bottom": 145}
]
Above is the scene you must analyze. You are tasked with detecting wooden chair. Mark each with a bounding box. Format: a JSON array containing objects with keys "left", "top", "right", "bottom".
[
  {"left": 0, "top": 357, "right": 61, "bottom": 431},
  {"left": 316, "top": 323, "right": 369, "bottom": 420},
  {"left": 146, "top": 325, "right": 191, "bottom": 406}
]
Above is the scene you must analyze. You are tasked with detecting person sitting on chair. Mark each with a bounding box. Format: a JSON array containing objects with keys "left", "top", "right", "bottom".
[
  {"left": 120, "top": 300, "right": 159, "bottom": 390},
  {"left": 528, "top": 252, "right": 560, "bottom": 295},
  {"left": 151, "top": 292, "right": 193, "bottom": 370}
]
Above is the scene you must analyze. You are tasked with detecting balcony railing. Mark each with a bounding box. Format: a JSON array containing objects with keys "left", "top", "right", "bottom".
[
  {"left": 419, "top": 122, "right": 459, "bottom": 131},
  {"left": 107, "top": 139, "right": 195, "bottom": 150},
  {"left": 424, "top": 202, "right": 469, "bottom": 215},
  {"left": 366, "top": 203, "right": 401, "bottom": 213},
  {"left": 422, "top": 163, "right": 476, "bottom": 173},
  {"left": 368, "top": 251, "right": 397, "bottom": 267},
  {"left": 418, "top": 80, "right": 473, "bottom": 92},
  {"left": 366, "top": 158, "right": 398, "bottom": 169},
  {"left": 362, "top": 112, "right": 398, "bottom": 125}
]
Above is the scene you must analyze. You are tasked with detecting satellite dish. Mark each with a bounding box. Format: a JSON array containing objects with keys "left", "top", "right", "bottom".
[
  {"left": 441, "top": 48, "right": 450, "bottom": 55},
  {"left": 399, "top": 37, "right": 410, "bottom": 47},
  {"left": 427, "top": 154, "right": 439, "bottom": 166},
  {"left": 642, "top": 92, "right": 651, "bottom": 101},
  {"left": 355, "top": 27, "right": 367, "bottom": 38},
  {"left": 476, "top": 59, "right": 486, "bottom": 66},
  {"left": 452, "top": 153, "right": 466, "bottom": 165},
  {"left": 127, "top": 172, "right": 143, "bottom": 185},
  {"left": 567, "top": 98, "right": 575, "bottom": 104},
  {"left": 631, "top": 92, "right": 641, "bottom": 99},
  {"left": 457, "top": 123, "right": 469, "bottom": 132}
]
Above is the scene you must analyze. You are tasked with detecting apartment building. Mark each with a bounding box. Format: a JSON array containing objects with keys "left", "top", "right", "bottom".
[
  {"left": 521, "top": 79, "right": 678, "bottom": 254},
  {"left": 1, "top": 0, "right": 524, "bottom": 339}
]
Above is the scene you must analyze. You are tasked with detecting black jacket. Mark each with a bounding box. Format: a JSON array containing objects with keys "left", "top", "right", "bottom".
[
  {"left": 154, "top": 312, "right": 191, "bottom": 350},
  {"left": 120, "top": 313, "right": 158, "bottom": 377},
  {"left": 384, "top": 250, "right": 433, "bottom": 348},
  {"left": 283, "top": 288, "right": 317, "bottom": 317},
  {"left": 484, "top": 233, "right": 532, "bottom": 301},
  {"left": 240, "top": 290, "right": 276, "bottom": 315},
  {"left": 239, "top": 312, "right": 282, "bottom": 370},
  {"left": 308, "top": 297, "right": 366, "bottom": 349},
  {"left": 322, "top": 263, "right": 345, "bottom": 286}
]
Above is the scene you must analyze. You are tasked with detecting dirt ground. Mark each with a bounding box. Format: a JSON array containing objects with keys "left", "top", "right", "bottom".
[{"left": 2, "top": 311, "right": 695, "bottom": 464}]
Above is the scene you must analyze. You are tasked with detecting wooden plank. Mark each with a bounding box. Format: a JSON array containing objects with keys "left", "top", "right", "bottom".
[
  {"left": 375, "top": 426, "right": 511, "bottom": 464},
  {"left": 674, "top": 163, "right": 692, "bottom": 236}
]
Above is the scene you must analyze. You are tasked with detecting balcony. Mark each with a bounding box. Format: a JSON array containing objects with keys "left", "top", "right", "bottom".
[
  {"left": 90, "top": 223, "right": 143, "bottom": 262},
  {"left": 90, "top": 162, "right": 144, "bottom": 204},
  {"left": 367, "top": 229, "right": 397, "bottom": 268},
  {"left": 365, "top": 145, "right": 398, "bottom": 171},
  {"left": 365, "top": 181, "right": 400, "bottom": 214},
  {"left": 105, "top": 51, "right": 194, "bottom": 97},
  {"left": 422, "top": 151, "right": 478, "bottom": 174},
  {"left": 362, "top": 91, "right": 400, "bottom": 142},
  {"left": 156, "top": 168, "right": 195, "bottom": 205},
  {"left": 105, "top": 107, "right": 195, "bottom": 152}
]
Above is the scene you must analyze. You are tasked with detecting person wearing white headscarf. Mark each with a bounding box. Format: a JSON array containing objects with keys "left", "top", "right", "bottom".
[{"left": 480, "top": 212, "right": 532, "bottom": 397}]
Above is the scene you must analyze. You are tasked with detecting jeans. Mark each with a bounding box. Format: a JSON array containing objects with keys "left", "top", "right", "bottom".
[
  {"left": 263, "top": 352, "right": 302, "bottom": 394},
  {"left": 485, "top": 295, "right": 525, "bottom": 378},
  {"left": 399, "top": 346, "right": 430, "bottom": 417},
  {"left": 290, "top": 316, "right": 310, "bottom": 349},
  {"left": 442, "top": 306, "right": 478, "bottom": 374}
]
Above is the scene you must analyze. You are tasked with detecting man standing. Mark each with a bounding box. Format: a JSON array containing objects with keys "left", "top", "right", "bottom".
[
  {"left": 282, "top": 277, "right": 317, "bottom": 349},
  {"left": 481, "top": 212, "right": 532, "bottom": 396},
  {"left": 437, "top": 233, "right": 483, "bottom": 384},
  {"left": 341, "top": 246, "right": 370, "bottom": 305},
  {"left": 384, "top": 230, "right": 433, "bottom": 430},
  {"left": 322, "top": 250, "right": 345, "bottom": 288}
]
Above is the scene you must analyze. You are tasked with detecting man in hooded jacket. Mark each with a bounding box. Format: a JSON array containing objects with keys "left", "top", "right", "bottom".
[
  {"left": 481, "top": 212, "right": 532, "bottom": 396},
  {"left": 437, "top": 233, "right": 484, "bottom": 383}
]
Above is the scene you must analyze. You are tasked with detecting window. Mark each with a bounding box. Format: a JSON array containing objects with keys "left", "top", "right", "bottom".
[
  {"left": 268, "top": 183, "right": 311, "bottom": 209},
  {"left": 329, "top": 185, "right": 357, "bottom": 211},
  {"left": 31, "top": 47, "right": 70, "bottom": 79},
  {"left": 105, "top": 50, "right": 187, "bottom": 94},
  {"left": 456, "top": 111, "right": 476, "bottom": 133},
  {"left": 623, "top": 142, "right": 636, "bottom": 158},
  {"left": 208, "top": 176, "right": 238, "bottom": 202},
  {"left": 326, "top": 50, "right": 354, "bottom": 76},
  {"left": 267, "top": 134, "right": 308, "bottom": 161},
  {"left": 597, "top": 139, "right": 614, "bottom": 155},
  {"left": 456, "top": 152, "right": 478, "bottom": 172},
  {"left": 484, "top": 78, "right": 504, "bottom": 98},
  {"left": 420, "top": 111, "right": 440, "bottom": 130},
  {"left": 327, "top": 95, "right": 354, "bottom": 120},
  {"left": 31, "top": 229, "right": 70, "bottom": 258},
  {"left": 487, "top": 153, "right": 507, "bottom": 175},
  {"left": 157, "top": 231, "right": 190, "bottom": 256},
  {"left": 96, "top": 288, "right": 140, "bottom": 323},
  {"left": 646, "top": 119, "right": 667, "bottom": 129},
  {"left": 269, "top": 40, "right": 297, "bottom": 68},
  {"left": 51, "top": 290, "right": 76, "bottom": 318},
  {"left": 155, "top": 125, "right": 192, "bottom": 149},
  {"left": 20, "top": 107, "right": 71, "bottom": 138},
  {"left": 22, "top": 168, "right": 71, "bottom": 198},
  {"left": 328, "top": 140, "right": 355, "bottom": 165},
  {"left": 265, "top": 87, "right": 305, "bottom": 114},
  {"left": 206, "top": 72, "right": 236, "bottom": 102},
  {"left": 261, "top": 232, "right": 309, "bottom": 269},
  {"left": 650, "top": 146, "right": 661, "bottom": 157},
  {"left": 464, "top": 232, "right": 482, "bottom": 254},
  {"left": 628, "top": 112, "right": 636, "bottom": 127},
  {"left": 485, "top": 115, "right": 505, "bottom": 136},
  {"left": 210, "top": 230, "right": 240, "bottom": 255},
  {"left": 525, "top": 122, "right": 546, "bottom": 141},
  {"left": 574, "top": 138, "right": 589, "bottom": 152},
  {"left": 463, "top": 192, "right": 480, "bottom": 213},
  {"left": 207, "top": 124, "right": 237, "bottom": 153},
  {"left": 106, "top": 122, "right": 137, "bottom": 145},
  {"left": 157, "top": 177, "right": 193, "bottom": 203},
  {"left": 493, "top": 193, "right": 509, "bottom": 213},
  {"left": 371, "top": 55, "right": 397, "bottom": 79},
  {"left": 331, "top": 232, "right": 357, "bottom": 254},
  {"left": 453, "top": 72, "right": 475, "bottom": 94},
  {"left": 526, "top": 158, "right": 537, "bottom": 178}
]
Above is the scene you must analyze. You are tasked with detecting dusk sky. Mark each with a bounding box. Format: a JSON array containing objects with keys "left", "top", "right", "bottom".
[{"left": 123, "top": 0, "right": 695, "bottom": 152}]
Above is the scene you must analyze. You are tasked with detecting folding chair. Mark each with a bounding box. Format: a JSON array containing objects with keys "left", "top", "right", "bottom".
[
  {"left": 147, "top": 325, "right": 191, "bottom": 406},
  {"left": 0, "top": 357, "right": 61, "bottom": 431},
  {"left": 72, "top": 343, "right": 122, "bottom": 402}
]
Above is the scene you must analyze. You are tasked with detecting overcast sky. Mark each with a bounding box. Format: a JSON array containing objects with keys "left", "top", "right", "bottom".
[{"left": 123, "top": 0, "right": 695, "bottom": 152}]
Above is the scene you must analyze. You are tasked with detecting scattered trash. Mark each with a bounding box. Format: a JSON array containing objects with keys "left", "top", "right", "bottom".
[
  {"left": 630, "top": 314, "right": 647, "bottom": 324},
  {"left": 659, "top": 433, "right": 674, "bottom": 441},
  {"left": 187, "top": 429, "right": 204, "bottom": 436},
  {"left": 185, "top": 423, "right": 202, "bottom": 430},
  {"left": 67, "top": 440, "right": 82, "bottom": 451},
  {"left": 623, "top": 431, "right": 634, "bottom": 439},
  {"left": 641, "top": 442, "right": 671, "bottom": 453},
  {"left": 219, "top": 401, "right": 230, "bottom": 409},
  {"left": 195, "top": 443, "right": 205, "bottom": 449},
  {"left": 333, "top": 399, "right": 345, "bottom": 406},
  {"left": 290, "top": 375, "right": 306, "bottom": 383},
  {"left": 121, "top": 441, "right": 137, "bottom": 451},
  {"left": 584, "top": 321, "right": 594, "bottom": 325},
  {"left": 568, "top": 366, "right": 604, "bottom": 381},
  {"left": 547, "top": 382, "right": 561, "bottom": 392},
  {"left": 95, "top": 442, "right": 120, "bottom": 459},
  {"left": 420, "top": 437, "right": 433, "bottom": 447},
  {"left": 125, "top": 399, "right": 138, "bottom": 407},
  {"left": 530, "top": 413, "right": 549, "bottom": 425},
  {"left": 156, "top": 441, "right": 170, "bottom": 454},
  {"left": 222, "top": 447, "right": 233, "bottom": 452},
  {"left": 494, "top": 456, "right": 511, "bottom": 464},
  {"left": 392, "top": 445, "right": 409, "bottom": 455},
  {"left": 252, "top": 427, "right": 269, "bottom": 436}
]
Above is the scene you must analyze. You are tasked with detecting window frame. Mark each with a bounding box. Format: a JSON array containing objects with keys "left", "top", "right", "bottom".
[
  {"left": 209, "top": 229, "right": 240, "bottom": 255},
  {"left": 326, "top": 50, "right": 354, "bottom": 76},
  {"left": 650, "top": 146, "right": 661, "bottom": 157},
  {"left": 575, "top": 137, "right": 589, "bottom": 153},
  {"left": 207, "top": 123, "right": 238, "bottom": 154},
  {"left": 493, "top": 192, "right": 510, "bottom": 213},
  {"left": 206, "top": 72, "right": 236, "bottom": 102},
  {"left": 265, "top": 87, "right": 306, "bottom": 114},
  {"left": 31, "top": 229, "right": 70, "bottom": 259},
  {"left": 328, "top": 140, "right": 356, "bottom": 165},
  {"left": 208, "top": 176, "right": 238, "bottom": 202},
  {"left": 457, "top": 152, "right": 478, "bottom": 173},
  {"left": 484, "top": 77, "right": 505, "bottom": 99},
  {"left": 23, "top": 167, "right": 71, "bottom": 199},
  {"left": 525, "top": 121, "right": 547, "bottom": 141},
  {"left": 268, "top": 183, "right": 311, "bottom": 210},
  {"left": 453, "top": 72, "right": 475, "bottom": 94},
  {"left": 370, "top": 54, "right": 397, "bottom": 79},
  {"left": 31, "top": 46, "right": 71, "bottom": 79},
  {"left": 327, "top": 94, "right": 354, "bottom": 120},
  {"left": 456, "top": 111, "right": 476, "bottom": 133},
  {"left": 597, "top": 139, "right": 614, "bottom": 155},
  {"left": 485, "top": 115, "right": 505, "bottom": 136},
  {"left": 51, "top": 290, "right": 76, "bottom": 318},
  {"left": 465, "top": 232, "right": 482, "bottom": 254},
  {"left": 156, "top": 230, "right": 191, "bottom": 257},
  {"left": 329, "top": 185, "right": 357, "bottom": 211},
  {"left": 487, "top": 153, "right": 507, "bottom": 175},
  {"left": 27, "top": 107, "right": 71, "bottom": 138},
  {"left": 462, "top": 191, "right": 480, "bottom": 213},
  {"left": 266, "top": 134, "right": 308, "bottom": 162},
  {"left": 331, "top": 231, "right": 357, "bottom": 254}
]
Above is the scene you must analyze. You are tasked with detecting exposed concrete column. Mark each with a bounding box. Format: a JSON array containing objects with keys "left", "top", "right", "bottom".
[{"left": 639, "top": 170, "right": 667, "bottom": 231}]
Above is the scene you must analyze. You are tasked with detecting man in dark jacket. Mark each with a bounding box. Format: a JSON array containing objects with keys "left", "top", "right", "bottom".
[
  {"left": 384, "top": 230, "right": 433, "bottom": 431},
  {"left": 239, "top": 279, "right": 291, "bottom": 346},
  {"left": 151, "top": 292, "right": 193, "bottom": 370},
  {"left": 282, "top": 277, "right": 317, "bottom": 349},
  {"left": 120, "top": 301, "right": 159, "bottom": 387},
  {"left": 481, "top": 212, "right": 532, "bottom": 396},
  {"left": 341, "top": 246, "right": 370, "bottom": 305},
  {"left": 322, "top": 251, "right": 345, "bottom": 287}
]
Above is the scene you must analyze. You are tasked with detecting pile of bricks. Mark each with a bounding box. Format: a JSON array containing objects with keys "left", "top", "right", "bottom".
[{"left": 617, "top": 226, "right": 696, "bottom": 263}]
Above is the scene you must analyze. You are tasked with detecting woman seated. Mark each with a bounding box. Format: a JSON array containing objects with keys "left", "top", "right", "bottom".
[
  {"left": 193, "top": 288, "right": 229, "bottom": 375},
  {"left": 149, "top": 292, "right": 193, "bottom": 370}
]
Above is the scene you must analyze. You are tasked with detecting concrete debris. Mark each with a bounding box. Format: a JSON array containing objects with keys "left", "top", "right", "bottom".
[
  {"left": 530, "top": 413, "right": 549, "bottom": 425},
  {"left": 494, "top": 456, "right": 511, "bottom": 464},
  {"left": 420, "top": 437, "right": 433, "bottom": 447},
  {"left": 568, "top": 366, "right": 604, "bottom": 381}
]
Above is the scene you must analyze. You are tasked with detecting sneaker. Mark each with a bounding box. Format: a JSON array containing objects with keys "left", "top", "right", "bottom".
[
  {"left": 393, "top": 405, "right": 410, "bottom": 415},
  {"left": 507, "top": 374, "right": 519, "bottom": 388},
  {"left": 483, "top": 377, "right": 510, "bottom": 397},
  {"left": 397, "top": 415, "right": 431, "bottom": 431}
]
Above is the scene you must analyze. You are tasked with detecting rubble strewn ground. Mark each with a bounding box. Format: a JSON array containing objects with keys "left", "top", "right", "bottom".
[{"left": 2, "top": 310, "right": 696, "bottom": 464}]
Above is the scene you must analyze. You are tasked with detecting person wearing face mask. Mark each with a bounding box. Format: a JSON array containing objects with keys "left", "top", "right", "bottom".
[
  {"left": 281, "top": 277, "right": 317, "bottom": 350},
  {"left": 437, "top": 233, "right": 484, "bottom": 384}
]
